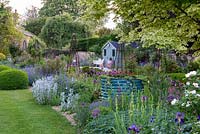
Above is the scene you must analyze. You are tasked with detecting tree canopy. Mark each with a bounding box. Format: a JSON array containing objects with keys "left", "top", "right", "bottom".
[
  {"left": 83, "top": 0, "right": 200, "bottom": 55},
  {"left": 40, "top": 14, "right": 90, "bottom": 49},
  {"left": 0, "top": 1, "right": 22, "bottom": 55},
  {"left": 39, "top": 0, "right": 81, "bottom": 18}
]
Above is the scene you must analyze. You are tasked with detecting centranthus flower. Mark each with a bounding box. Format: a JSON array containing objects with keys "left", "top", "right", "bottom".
[
  {"left": 175, "top": 112, "right": 184, "bottom": 125},
  {"left": 128, "top": 124, "right": 140, "bottom": 134}
]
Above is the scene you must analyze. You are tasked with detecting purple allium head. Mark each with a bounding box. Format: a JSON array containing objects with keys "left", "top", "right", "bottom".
[
  {"left": 141, "top": 96, "right": 148, "bottom": 102},
  {"left": 175, "top": 112, "right": 184, "bottom": 125},
  {"left": 92, "top": 108, "right": 100, "bottom": 118},
  {"left": 197, "top": 115, "right": 200, "bottom": 121},
  {"left": 128, "top": 124, "right": 140, "bottom": 133}
]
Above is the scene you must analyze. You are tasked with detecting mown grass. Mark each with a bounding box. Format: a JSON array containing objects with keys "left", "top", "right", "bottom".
[{"left": 0, "top": 90, "right": 76, "bottom": 134}]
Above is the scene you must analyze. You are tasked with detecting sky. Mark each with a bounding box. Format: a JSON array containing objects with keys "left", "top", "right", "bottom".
[{"left": 8, "top": 0, "right": 116, "bottom": 29}]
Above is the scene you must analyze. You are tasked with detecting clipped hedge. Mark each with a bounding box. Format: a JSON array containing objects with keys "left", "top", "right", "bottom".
[
  {"left": 0, "top": 65, "right": 11, "bottom": 72},
  {"left": 0, "top": 69, "right": 28, "bottom": 90}
]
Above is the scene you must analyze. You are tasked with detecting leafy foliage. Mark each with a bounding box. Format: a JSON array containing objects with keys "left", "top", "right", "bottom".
[
  {"left": 77, "top": 34, "right": 117, "bottom": 54},
  {"left": 83, "top": 0, "right": 200, "bottom": 55},
  {"left": 40, "top": 14, "right": 90, "bottom": 48},
  {"left": 24, "top": 17, "right": 47, "bottom": 36},
  {"left": 39, "top": 0, "right": 81, "bottom": 18},
  {"left": 0, "top": 2, "right": 22, "bottom": 55},
  {"left": 0, "top": 65, "right": 11, "bottom": 72},
  {"left": 27, "top": 36, "right": 46, "bottom": 61}
]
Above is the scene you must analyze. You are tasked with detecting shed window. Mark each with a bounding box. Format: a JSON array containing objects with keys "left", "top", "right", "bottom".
[
  {"left": 104, "top": 49, "right": 106, "bottom": 56},
  {"left": 112, "top": 49, "right": 115, "bottom": 57}
]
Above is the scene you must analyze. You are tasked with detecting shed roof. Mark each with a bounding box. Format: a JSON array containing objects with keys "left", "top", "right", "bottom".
[{"left": 102, "top": 41, "right": 120, "bottom": 50}]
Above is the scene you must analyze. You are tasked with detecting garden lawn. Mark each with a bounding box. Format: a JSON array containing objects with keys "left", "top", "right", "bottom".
[{"left": 0, "top": 90, "right": 76, "bottom": 134}]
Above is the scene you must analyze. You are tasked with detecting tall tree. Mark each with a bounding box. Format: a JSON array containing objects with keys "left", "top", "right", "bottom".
[
  {"left": 0, "top": 1, "right": 22, "bottom": 55},
  {"left": 83, "top": 0, "right": 200, "bottom": 55},
  {"left": 39, "top": 0, "right": 81, "bottom": 18},
  {"left": 40, "top": 14, "right": 90, "bottom": 49}
]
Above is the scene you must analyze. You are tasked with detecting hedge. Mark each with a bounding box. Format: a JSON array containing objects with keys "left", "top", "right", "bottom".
[
  {"left": 77, "top": 34, "right": 118, "bottom": 54},
  {"left": 0, "top": 69, "right": 28, "bottom": 90},
  {"left": 0, "top": 65, "right": 11, "bottom": 72}
]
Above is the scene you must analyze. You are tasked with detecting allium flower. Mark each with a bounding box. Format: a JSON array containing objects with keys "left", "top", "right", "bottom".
[
  {"left": 175, "top": 112, "right": 184, "bottom": 125},
  {"left": 193, "top": 83, "right": 199, "bottom": 88},
  {"left": 92, "top": 108, "right": 100, "bottom": 118},
  {"left": 128, "top": 124, "right": 140, "bottom": 133}
]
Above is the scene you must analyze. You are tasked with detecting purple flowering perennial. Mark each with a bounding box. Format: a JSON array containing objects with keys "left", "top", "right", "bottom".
[
  {"left": 175, "top": 112, "right": 184, "bottom": 125},
  {"left": 197, "top": 115, "right": 200, "bottom": 121},
  {"left": 92, "top": 108, "right": 100, "bottom": 118},
  {"left": 128, "top": 124, "right": 140, "bottom": 133}
]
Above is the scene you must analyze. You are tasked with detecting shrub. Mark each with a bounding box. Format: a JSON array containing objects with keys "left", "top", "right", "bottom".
[
  {"left": 0, "top": 53, "right": 6, "bottom": 61},
  {"left": 168, "top": 73, "right": 186, "bottom": 82},
  {"left": 0, "top": 69, "right": 28, "bottom": 90},
  {"left": 40, "top": 57, "right": 65, "bottom": 75},
  {"left": 32, "top": 76, "right": 60, "bottom": 105},
  {"left": 0, "top": 65, "right": 11, "bottom": 72}
]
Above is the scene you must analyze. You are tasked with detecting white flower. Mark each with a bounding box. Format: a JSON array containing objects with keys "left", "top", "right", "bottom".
[
  {"left": 186, "top": 82, "right": 190, "bottom": 86},
  {"left": 185, "top": 90, "right": 189, "bottom": 97},
  {"left": 185, "top": 73, "right": 190, "bottom": 78},
  {"left": 181, "top": 103, "right": 185, "bottom": 107},
  {"left": 186, "top": 101, "right": 191, "bottom": 107},
  {"left": 190, "top": 71, "right": 197, "bottom": 76},
  {"left": 171, "top": 99, "right": 178, "bottom": 105},
  {"left": 189, "top": 90, "right": 196, "bottom": 94},
  {"left": 185, "top": 71, "right": 197, "bottom": 78},
  {"left": 193, "top": 83, "right": 199, "bottom": 88},
  {"left": 196, "top": 94, "right": 200, "bottom": 97}
]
